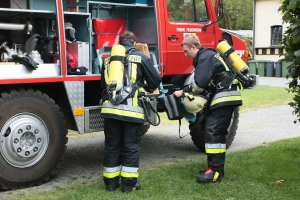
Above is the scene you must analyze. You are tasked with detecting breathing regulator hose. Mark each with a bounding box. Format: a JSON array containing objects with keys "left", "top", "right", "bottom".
[{"left": 140, "top": 96, "right": 161, "bottom": 126}]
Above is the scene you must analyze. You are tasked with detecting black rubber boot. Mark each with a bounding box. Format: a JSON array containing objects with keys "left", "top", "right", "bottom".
[
  {"left": 121, "top": 178, "right": 142, "bottom": 192},
  {"left": 104, "top": 177, "right": 120, "bottom": 191},
  {"left": 197, "top": 166, "right": 222, "bottom": 183},
  {"left": 199, "top": 165, "right": 225, "bottom": 177}
]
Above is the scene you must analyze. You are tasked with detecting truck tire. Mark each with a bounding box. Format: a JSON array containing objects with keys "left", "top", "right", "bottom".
[
  {"left": 0, "top": 89, "right": 68, "bottom": 190},
  {"left": 189, "top": 107, "right": 239, "bottom": 151}
]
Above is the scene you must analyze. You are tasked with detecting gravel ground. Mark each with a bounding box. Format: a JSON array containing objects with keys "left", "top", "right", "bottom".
[{"left": 1, "top": 77, "right": 300, "bottom": 199}]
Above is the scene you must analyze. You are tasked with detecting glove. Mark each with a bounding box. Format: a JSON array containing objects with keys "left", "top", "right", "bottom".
[{"left": 12, "top": 55, "right": 39, "bottom": 70}]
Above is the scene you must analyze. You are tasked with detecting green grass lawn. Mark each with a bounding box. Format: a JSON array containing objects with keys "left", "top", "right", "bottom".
[
  {"left": 7, "top": 85, "right": 299, "bottom": 200},
  {"left": 15, "top": 137, "right": 300, "bottom": 200},
  {"left": 240, "top": 85, "right": 294, "bottom": 112}
]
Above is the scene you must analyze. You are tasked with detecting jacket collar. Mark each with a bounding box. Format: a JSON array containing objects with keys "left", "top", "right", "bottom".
[
  {"left": 120, "top": 40, "right": 137, "bottom": 53},
  {"left": 193, "top": 47, "right": 205, "bottom": 67}
]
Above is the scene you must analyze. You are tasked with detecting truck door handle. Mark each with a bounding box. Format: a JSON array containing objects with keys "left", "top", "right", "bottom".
[{"left": 168, "top": 35, "right": 179, "bottom": 40}]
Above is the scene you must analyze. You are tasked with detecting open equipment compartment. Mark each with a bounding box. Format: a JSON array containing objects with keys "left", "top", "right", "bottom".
[
  {"left": 0, "top": 0, "right": 62, "bottom": 78},
  {"left": 63, "top": 0, "right": 159, "bottom": 74}
]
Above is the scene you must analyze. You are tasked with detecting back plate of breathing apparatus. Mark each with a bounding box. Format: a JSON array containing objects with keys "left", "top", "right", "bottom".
[
  {"left": 108, "top": 85, "right": 132, "bottom": 105},
  {"left": 107, "top": 48, "right": 137, "bottom": 105}
]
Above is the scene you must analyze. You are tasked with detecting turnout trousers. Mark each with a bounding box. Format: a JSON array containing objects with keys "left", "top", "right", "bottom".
[
  {"left": 103, "top": 118, "right": 143, "bottom": 188},
  {"left": 205, "top": 106, "right": 235, "bottom": 166}
]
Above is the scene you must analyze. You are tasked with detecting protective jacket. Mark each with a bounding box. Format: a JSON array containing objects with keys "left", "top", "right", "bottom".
[
  {"left": 184, "top": 47, "right": 242, "bottom": 110},
  {"left": 100, "top": 41, "right": 161, "bottom": 124}
]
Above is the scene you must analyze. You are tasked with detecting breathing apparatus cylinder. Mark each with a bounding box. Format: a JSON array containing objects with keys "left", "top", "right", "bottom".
[
  {"left": 108, "top": 45, "right": 126, "bottom": 92},
  {"left": 217, "top": 41, "right": 249, "bottom": 75}
]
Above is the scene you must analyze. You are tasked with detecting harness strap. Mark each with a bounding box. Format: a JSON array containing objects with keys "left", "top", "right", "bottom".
[
  {"left": 223, "top": 48, "right": 235, "bottom": 58},
  {"left": 109, "top": 55, "right": 128, "bottom": 64},
  {"left": 211, "top": 71, "right": 234, "bottom": 90}
]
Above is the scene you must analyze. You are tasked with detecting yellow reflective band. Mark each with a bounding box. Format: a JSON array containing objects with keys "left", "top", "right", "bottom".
[
  {"left": 131, "top": 63, "right": 137, "bottom": 83},
  {"left": 232, "top": 79, "right": 239, "bottom": 85},
  {"left": 139, "top": 87, "right": 146, "bottom": 92},
  {"left": 133, "top": 90, "right": 138, "bottom": 107},
  {"left": 232, "top": 79, "right": 244, "bottom": 91},
  {"left": 238, "top": 81, "right": 244, "bottom": 91},
  {"left": 211, "top": 96, "right": 242, "bottom": 106},
  {"left": 101, "top": 107, "right": 144, "bottom": 119},
  {"left": 128, "top": 55, "right": 142, "bottom": 63},
  {"left": 192, "top": 89, "right": 200, "bottom": 94},
  {"left": 104, "top": 58, "right": 110, "bottom": 83},
  {"left": 191, "top": 81, "right": 204, "bottom": 94},
  {"left": 205, "top": 148, "right": 226, "bottom": 154},
  {"left": 215, "top": 54, "right": 230, "bottom": 71},
  {"left": 205, "top": 143, "right": 226, "bottom": 149},
  {"left": 214, "top": 90, "right": 241, "bottom": 98},
  {"left": 121, "top": 171, "right": 139, "bottom": 178},
  {"left": 213, "top": 172, "right": 220, "bottom": 182},
  {"left": 103, "top": 171, "right": 121, "bottom": 179}
]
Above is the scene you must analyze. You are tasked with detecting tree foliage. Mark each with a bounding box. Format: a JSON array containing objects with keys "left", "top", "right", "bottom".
[
  {"left": 166, "top": 0, "right": 253, "bottom": 30},
  {"left": 221, "top": 0, "right": 253, "bottom": 30},
  {"left": 279, "top": 0, "right": 300, "bottom": 123}
]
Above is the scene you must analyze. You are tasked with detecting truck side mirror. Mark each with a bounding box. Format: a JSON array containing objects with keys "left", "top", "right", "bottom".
[{"left": 216, "top": 1, "right": 224, "bottom": 21}]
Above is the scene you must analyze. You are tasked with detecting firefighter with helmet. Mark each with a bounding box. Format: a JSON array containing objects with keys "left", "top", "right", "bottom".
[
  {"left": 174, "top": 35, "right": 242, "bottom": 183},
  {"left": 100, "top": 31, "right": 161, "bottom": 192}
]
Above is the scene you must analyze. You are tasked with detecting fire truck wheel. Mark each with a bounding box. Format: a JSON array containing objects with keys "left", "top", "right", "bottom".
[
  {"left": 189, "top": 107, "right": 239, "bottom": 151},
  {"left": 142, "top": 124, "right": 150, "bottom": 135},
  {"left": 0, "top": 89, "right": 68, "bottom": 190}
]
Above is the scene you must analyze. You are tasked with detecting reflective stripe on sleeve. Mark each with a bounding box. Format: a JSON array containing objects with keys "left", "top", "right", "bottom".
[{"left": 191, "top": 81, "right": 205, "bottom": 94}]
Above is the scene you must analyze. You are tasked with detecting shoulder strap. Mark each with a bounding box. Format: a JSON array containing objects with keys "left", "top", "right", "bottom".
[
  {"left": 126, "top": 47, "right": 137, "bottom": 56},
  {"left": 205, "top": 47, "right": 218, "bottom": 53}
]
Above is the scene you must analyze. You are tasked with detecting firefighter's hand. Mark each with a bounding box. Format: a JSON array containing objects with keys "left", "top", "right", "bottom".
[{"left": 174, "top": 90, "right": 183, "bottom": 98}]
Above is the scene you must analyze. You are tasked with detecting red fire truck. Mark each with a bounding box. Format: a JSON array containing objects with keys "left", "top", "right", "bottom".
[{"left": 0, "top": 0, "right": 250, "bottom": 189}]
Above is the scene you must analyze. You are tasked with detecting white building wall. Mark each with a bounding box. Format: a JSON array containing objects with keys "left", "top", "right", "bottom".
[{"left": 254, "top": 0, "right": 287, "bottom": 61}]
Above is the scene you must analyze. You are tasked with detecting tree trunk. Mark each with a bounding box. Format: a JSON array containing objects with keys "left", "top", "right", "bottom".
[
  {"left": 223, "top": 9, "right": 232, "bottom": 30},
  {"left": 234, "top": 17, "right": 239, "bottom": 30}
]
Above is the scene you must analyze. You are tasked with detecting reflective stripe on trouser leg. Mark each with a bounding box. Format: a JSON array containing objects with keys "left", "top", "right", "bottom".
[
  {"left": 121, "top": 166, "right": 139, "bottom": 178},
  {"left": 120, "top": 122, "right": 142, "bottom": 179},
  {"left": 103, "top": 118, "right": 122, "bottom": 178},
  {"left": 103, "top": 166, "right": 121, "bottom": 178},
  {"left": 204, "top": 106, "right": 235, "bottom": 165}
]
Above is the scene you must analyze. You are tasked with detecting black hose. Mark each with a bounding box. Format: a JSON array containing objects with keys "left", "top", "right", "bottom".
[{"left": 140, "top": 96, "right": 160, "bottom": 126}]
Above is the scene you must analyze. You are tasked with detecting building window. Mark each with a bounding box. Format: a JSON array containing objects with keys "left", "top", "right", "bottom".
[{"left": 271, "top": 25, "right": 282, "bottom": 45}]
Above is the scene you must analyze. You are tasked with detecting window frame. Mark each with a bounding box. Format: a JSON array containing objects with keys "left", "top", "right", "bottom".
[
  {"left": 270, "top": 25, "right": 283, "bottom": 46},
  {"left": 167, "top": 0, "right": 208, "bottom": 23}
]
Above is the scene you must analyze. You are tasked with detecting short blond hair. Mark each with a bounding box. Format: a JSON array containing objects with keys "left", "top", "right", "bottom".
[{"left": 181, "top": 35, "right": 201, "bottom": 48}]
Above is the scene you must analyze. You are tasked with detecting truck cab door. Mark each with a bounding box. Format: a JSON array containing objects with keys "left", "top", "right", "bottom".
[{"left": 163, "top": 0, "right": 217, "bottom": 76}]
